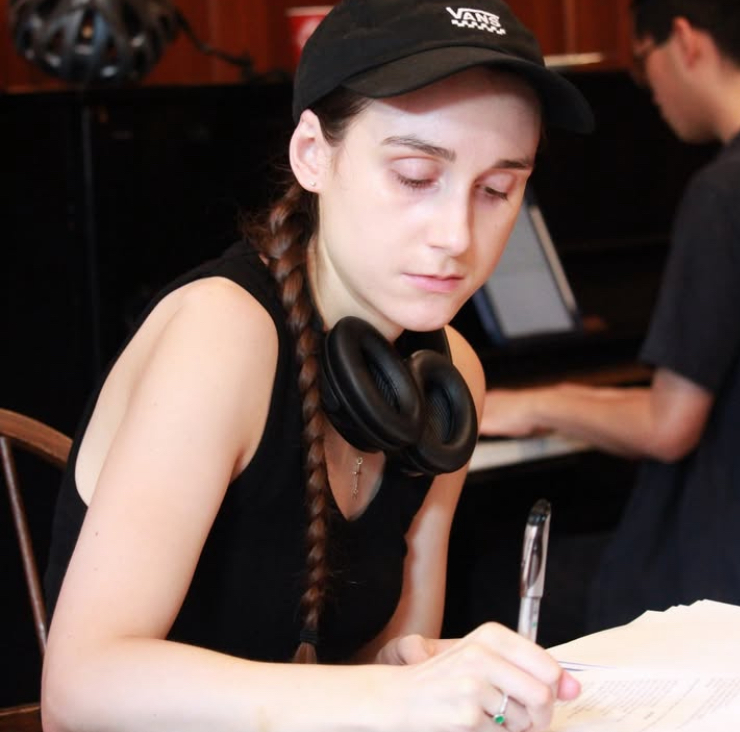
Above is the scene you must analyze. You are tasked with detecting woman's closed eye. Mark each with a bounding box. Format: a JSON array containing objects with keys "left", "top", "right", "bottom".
[
  {"left": 478, "top": 184, "right": 509, "bottom": 201},
  {"left": 391, "top": 157, "right": 519, "bottom": 198},
  {"left": 394, "top": 172, "right": 435, "bottom": 190},
  {"left": 477, "top": 171, "right": 519, "bottom": 202},
  {"left": 391, "top": 158, "right": 441, "bottom": 192}
]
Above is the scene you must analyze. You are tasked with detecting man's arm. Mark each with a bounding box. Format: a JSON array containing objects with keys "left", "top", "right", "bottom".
[{"left": 481, "top": 367, "right": 713, "bottom": 462}]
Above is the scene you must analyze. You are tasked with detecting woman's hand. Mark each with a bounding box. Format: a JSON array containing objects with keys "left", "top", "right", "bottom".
[
  {"left": 383, "top": 623, "right": 580, "bottom": 732},
  {"left": 374, "top": 634, "right": 440, "bottom": 665}
]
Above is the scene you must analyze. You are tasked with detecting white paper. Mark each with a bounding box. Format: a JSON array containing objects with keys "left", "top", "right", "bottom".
[
  {"left": 550, "top": 601, "right": 740, "bottom": 674},
  {"left": 544, "top": 600, "right": 740, "bottom": 731},
  {"left": 548, "top": 672, "right": 740, "bottom": 731}
]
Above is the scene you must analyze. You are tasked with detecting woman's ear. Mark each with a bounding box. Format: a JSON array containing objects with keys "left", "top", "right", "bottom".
[{"left": 290, "top": 110, "right": 330, "bottom": 192}]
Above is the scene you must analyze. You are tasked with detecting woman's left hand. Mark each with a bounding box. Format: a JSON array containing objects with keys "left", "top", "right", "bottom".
[{"left": 375, "top": 634, "right": 441, "bottom": 665}]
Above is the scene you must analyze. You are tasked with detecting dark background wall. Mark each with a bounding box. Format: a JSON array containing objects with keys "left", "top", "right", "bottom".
[{"left": 2, "top": 81, "right": 296, "bottom": 705}]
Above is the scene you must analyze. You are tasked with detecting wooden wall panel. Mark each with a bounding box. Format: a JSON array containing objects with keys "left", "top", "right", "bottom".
[
  {"left": 508, "top": 0, "right": 569, "bottom": 56},
  {"left": 210, "top": 0, "right": 271, "bottom": 81},
  {"left": 0, "top": 0, "right": 301, "bottom": 91},
  {"left": 145, "top": 2, "right": 215, "bottom": 87},
  {"left": 145, "top": 0, "right": 275, "bottom": 85},
  {"left": 1, "top": 1, "right": 635, "bottom": 93},
  {"left": 0, "top": 1, "right": 8, "bottom": 90},
  {"left": 142, "top": 0, "right": 318, "bottom": 84},
  {"left": 569, "top": 0, "right": 633, "bottom": 68},
  {"left": 509, "top": 0, "right": 633, "bottom": 67}
]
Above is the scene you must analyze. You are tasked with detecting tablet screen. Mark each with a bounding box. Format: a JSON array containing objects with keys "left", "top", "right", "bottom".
[{"left": 472, "top": 191, "right": 580, "bottom": 344}]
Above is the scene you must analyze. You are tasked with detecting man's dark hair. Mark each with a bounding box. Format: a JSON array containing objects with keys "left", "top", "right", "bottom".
[{"left": 631, "top": 0, "right": 740, "bottom": 66}]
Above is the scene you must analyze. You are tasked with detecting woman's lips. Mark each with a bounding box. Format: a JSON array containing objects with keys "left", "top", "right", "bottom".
[{"left": 405, "top": 273, "right": 464, "bottom": 294}]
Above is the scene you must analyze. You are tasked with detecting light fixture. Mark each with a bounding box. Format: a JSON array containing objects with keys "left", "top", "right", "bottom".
[{"left": 9, "top": 0, "right": 254, "bottom": 85}]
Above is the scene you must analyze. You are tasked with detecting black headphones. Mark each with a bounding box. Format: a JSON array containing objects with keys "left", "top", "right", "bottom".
[{"left": 320, "top": 317, "right": 478, "bottom": 476}]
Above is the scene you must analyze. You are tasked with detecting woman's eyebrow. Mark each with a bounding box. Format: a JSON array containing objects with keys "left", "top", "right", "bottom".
[
  {"left": 382, "top": 135, "right": 456, "bottom": 161},
  {"left": 494, "top": 157, "right": 535, "bottom": 171},
  {"left": 380, "top": 134, "right": 534, "bottom": 170}
]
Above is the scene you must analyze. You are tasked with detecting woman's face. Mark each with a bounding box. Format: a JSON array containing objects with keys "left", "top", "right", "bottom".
[{"left": 310, "top": 67, "right": 542, "bottom": 339}]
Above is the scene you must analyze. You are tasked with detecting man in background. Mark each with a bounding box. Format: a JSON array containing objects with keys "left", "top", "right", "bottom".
[{"left": 481, "top": 0, "right": 740, "bottom": 631}]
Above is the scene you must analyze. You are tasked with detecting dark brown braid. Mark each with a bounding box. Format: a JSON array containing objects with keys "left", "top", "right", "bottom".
[
  {"left": 245, "top": 88, "right": 371, "bottom": 664},
  {"left": 247, "top": 180, "right": 325, "bottom": 664}
]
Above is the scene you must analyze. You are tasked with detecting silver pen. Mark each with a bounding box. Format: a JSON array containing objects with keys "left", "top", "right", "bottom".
[{"left": 517, "top": 499, "right": 551, "bottom": 642}]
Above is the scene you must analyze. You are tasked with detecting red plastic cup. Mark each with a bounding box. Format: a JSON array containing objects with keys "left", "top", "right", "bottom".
[{"left": 286, "top": 6, "right": 333, "bottom": 70}]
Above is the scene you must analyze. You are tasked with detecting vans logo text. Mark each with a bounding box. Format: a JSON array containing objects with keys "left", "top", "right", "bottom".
[{"left": 446, "top": 7, "right": 506, "bottom": 34}]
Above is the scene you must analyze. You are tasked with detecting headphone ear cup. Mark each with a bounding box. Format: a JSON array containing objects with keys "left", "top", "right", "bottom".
[
  {"left": 400, "top": 350, "right": 478, "bottom": 476},
  {"left": 321, "top": 317, "right": 424, "bottom": 452}
]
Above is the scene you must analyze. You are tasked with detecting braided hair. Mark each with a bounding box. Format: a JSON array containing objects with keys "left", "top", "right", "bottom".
[{"left": 246, "top": 88, "right": 371, "bottom": 663}]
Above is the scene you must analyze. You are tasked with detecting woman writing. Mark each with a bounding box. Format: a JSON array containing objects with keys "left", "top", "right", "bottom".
[{"left": 41, "top": 1, "right": 593, "bottom": 730}]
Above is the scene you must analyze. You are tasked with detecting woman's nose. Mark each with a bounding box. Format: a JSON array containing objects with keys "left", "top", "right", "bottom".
[{"left": 430, "top": 190, "right": 473, "bottom": 255}]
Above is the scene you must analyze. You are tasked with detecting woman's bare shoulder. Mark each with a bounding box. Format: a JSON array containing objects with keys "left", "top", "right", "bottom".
[
  {"left": 76, "top": 276, "right": 281, "bottom": 502},
  {"left": 443, "top": 324, "right": 485, "bottom": 406}
]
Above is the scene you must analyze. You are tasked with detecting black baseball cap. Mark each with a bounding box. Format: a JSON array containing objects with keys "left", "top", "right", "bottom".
[{"left": 292, "top": 0, "right": 594, "bottom": 133}]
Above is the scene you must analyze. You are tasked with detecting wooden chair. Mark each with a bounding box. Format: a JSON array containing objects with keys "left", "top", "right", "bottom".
[
  {"left": 0, "top": 702, "right": 44, "bottom": 732},
  {"left": 0, "top": 408, "right": 71, "bottom": 655},
  {"left": 0, "top": 408, "right": 71, "bottom": 731}
]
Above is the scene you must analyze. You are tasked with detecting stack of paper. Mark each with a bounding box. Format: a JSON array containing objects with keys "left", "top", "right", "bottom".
[{"left": 546, "top": 600, "right": 740, "bottom": 731}]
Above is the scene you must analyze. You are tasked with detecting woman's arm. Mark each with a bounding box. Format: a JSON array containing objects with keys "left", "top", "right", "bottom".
[
  {"left": 355, "top": 325, "right": 486, "bottom": 659},
  {"left": 42, "top": 278, "right": 296, "bottom": 732},
  {"left": 349, "top": 328, "right": 580, "bottom": 730},
  {"left": 43, "top": 299, "right": 573, "bottom": 732}
]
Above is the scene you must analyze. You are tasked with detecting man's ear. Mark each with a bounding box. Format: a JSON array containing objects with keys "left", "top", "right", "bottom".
[
  {"left": 290, "top": 110, "right": 331, "bottom": 192},
  {"left": 671, "top": 16, "right": 703, "bottom": 68}
]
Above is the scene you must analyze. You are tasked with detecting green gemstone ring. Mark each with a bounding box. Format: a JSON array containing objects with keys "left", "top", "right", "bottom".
[{"left": 494, "top": 692, "right": 508, "bottom": 725}]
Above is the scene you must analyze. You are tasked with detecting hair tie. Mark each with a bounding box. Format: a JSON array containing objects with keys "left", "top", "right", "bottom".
[{"left": 299, "top": 627, "right": 319, "bottom": 647}]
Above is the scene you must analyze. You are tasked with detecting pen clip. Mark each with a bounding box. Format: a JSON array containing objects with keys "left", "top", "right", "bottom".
[{"left": 520, "top": 498, "right": 551, "bottom": 599}]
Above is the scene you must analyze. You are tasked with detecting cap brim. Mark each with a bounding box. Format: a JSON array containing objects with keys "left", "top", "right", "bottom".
[{"left": 343, "top": 46, "right": 594, "bottom": 133}]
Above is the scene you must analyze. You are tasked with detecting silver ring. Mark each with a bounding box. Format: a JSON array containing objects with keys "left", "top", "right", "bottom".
[{"left": 493, "top": 692, "right": 508, "bottom": 725}]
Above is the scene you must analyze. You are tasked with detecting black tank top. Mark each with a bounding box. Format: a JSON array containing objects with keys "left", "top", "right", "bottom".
[{"left": 44, "top": 240, "right": 433, "bottom": 662}]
